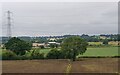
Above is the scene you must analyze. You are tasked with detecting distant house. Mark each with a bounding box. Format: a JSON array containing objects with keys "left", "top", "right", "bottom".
[
  {"left": 32, "top": 43, "right": 47, "bottom": 48},
  {"left": 48, "top": 42, "right": 60, "bottom": 45},
  {"left": 0, "top": 44, "right": 4, "bottom": 48},
  {"left": 47, "top": 42, "right": 60, "bottom": 48},
  {"left": 32, "top": 42, "right": 60, "bottom": 48},
  {"left": 99, "top": 36, "right": 107, "bottom": 39},
  {"left": 99, "top": 35, "right": 111, "bottom": 40},
  {"left": 47, "top": 37, "right": 63, "bottom": 41}
]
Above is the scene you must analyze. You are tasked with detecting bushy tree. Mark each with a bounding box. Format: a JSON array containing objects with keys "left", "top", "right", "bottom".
[
  {"left": 5, "top": 37, "right": 32, "bottom": 55},
  {"left": 2, "top": 50, "right": 17, "bottom": 60},
  {"left": 31, "top": 49, "right": 44, "bottom": 59},
  {"left": 46, "top": 49, "right": 64, "bottom": 59},
  {"left": 39, "top": 45, "right": 45, "bottom": 49},
  {"left": 103, "top": 39, "right": 108, "bottom": 45},
  {"left": 61, "top": 36, "right": 88, "bottom": 61}
]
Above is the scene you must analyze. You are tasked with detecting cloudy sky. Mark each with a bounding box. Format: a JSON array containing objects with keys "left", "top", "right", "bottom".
[{"left": 1, "top": 2, "right": 118, "bottom": 36}]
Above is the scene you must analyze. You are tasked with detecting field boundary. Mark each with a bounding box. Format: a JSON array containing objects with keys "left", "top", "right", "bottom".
[
  {"left": 1, "top": 73, "right": 119, "bottom": 75},
  {"left": 78, "top": 56, "right": 120, "bottom": 58}
]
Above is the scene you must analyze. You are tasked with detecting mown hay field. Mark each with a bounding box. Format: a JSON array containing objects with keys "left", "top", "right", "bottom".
[{"left": 88, "top": 42, "right": 103, "bottom": 45}]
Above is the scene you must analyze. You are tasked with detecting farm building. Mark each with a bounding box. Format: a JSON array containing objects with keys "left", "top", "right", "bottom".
[
  {"left": 0, "top": 44, "right": 4, "bottom": 48},
  {"left": 32, "top": 43, "right": 47, "bottom": 48},
  {"left": 48, "top": 42, "right": 60, "bottom": 45},
  {"left": 32, "top": 42, "right": 60, "bottom": 48}
]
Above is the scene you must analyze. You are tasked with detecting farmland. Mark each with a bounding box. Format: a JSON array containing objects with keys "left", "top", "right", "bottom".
[
  {"left": 78, "top": 47, "right": 119, "bottom": 57},
  {"left": 1, "top": 47, "right": 120, "bottom": 74},
  {"left": 2, "top": 58, "right": 119, "bottom": 73},
  {"left": 1, "top": 46, "right": 119, "bottom": 57},
  {"left": 36, "top": 47, "right": 119, "bottom": 57}
]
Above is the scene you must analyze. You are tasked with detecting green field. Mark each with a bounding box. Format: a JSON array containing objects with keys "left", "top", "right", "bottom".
[
  {"left": 0, "top": 47, "right": 119, "bottom": 57},
  {"left": 39, "top": 48, "right": 51, "bottom": 54},
  {"left": 78, "top": 47, "right": 119, "bottom": 57},
  {"left": 38, "top": 47, "right": 119, "bottom": 57}
]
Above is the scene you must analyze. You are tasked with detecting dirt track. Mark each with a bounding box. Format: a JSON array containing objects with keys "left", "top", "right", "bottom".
[{"left": 2, "top": 58, "right": 119, "bottom": 73}]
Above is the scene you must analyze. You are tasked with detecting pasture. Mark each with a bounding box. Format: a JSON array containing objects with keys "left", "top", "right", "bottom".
[
  {"left": 78, "top": 47, "right": 119, "bottom": 57},
  {"left": 37, "top": 47, "right": 119, "bottom": 57},
  {"left": 2, "top": 47, "right": 119, "bottom": 57}
]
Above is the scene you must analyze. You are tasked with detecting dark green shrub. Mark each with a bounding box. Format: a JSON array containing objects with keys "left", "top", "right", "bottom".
[
  {"left": 17, "top": 55, "right": 31, "bottom": 60},
  {"left": 39, "top": 45, "right": 44, "bottom": 49},
  {"left": 31, "top": 50, "right": 44, "bottom": 59},
  {"left": 2, "top": 50, "right": 17, "bottom": 60},
  {"left": 103, "top": 39, "right": 108, "bottom": 45},
  {"left": 32, "top": 53, "right": 44, "bottom": 59},
  {"left": 46, "top": 49, "right": 65, "bottom": 59}
]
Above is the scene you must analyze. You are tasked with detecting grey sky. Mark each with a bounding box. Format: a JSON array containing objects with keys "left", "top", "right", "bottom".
[{"left": 1, "top": 2, "right": 118, "bottom": 36}]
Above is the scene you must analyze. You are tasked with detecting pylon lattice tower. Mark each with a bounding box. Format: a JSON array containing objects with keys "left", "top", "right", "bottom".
[{"left": 6, "top": 10, "right": 12, "bottom": 38}]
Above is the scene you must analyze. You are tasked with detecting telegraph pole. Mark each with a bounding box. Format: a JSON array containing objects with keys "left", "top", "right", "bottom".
[{"left": 7, "top": 10, "right": 12, "bottom": 39}]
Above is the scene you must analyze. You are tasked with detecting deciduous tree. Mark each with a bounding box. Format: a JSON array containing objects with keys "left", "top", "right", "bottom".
[
  {"left": 61, "top": 36, "right": 88, "bottom": 61},
  {"left": 5, "top": 37, "right": 32, "bottom": 55}
]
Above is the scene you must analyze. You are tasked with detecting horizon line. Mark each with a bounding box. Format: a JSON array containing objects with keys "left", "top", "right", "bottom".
[{"left": 0, "top": 33, "right": 119, "bottom": 37}]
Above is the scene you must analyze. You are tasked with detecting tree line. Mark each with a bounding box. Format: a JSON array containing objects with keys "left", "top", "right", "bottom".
[
  {"left": 1, "top": 34, "right": 119, "bottom": 44},
  {"left": 3, "top": 36, "right": 87, "bottom": 61}
]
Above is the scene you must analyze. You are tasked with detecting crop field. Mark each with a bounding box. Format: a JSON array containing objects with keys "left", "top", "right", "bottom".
[
  {"left": 2, "top": 58, "right": 119, "bottom": 74},
  {"left": 88, "top": 42, "right": 103, "bottom": 45}
]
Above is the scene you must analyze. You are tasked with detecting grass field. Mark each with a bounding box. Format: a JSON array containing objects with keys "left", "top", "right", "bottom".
[
  {"left": 78, "top": 47, "right": 119, "bottom": 57},
  {"left": 38, "top": 47, "right": 119, "bottom": 57},
  {"left": 0, "top": 47, "right": 119, "bottom": 57}
]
